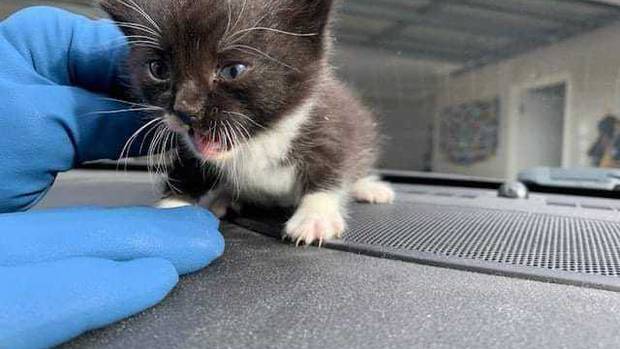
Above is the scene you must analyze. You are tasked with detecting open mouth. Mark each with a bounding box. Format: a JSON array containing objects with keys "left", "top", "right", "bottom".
[{"left": 188, "top": 128, "right": 225, "bottom": 158}]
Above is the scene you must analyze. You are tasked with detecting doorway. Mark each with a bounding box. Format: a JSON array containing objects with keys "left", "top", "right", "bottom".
[{"left": 516, "top": 82, "right": 567, "bottom": 172}]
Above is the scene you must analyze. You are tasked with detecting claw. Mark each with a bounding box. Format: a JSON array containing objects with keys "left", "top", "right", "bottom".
[
  {"left": 318, "top": 237, "right": 324, "bottom": 248},
  {"left": 296, "top": 236, "right": 303, "bottom": 247}
]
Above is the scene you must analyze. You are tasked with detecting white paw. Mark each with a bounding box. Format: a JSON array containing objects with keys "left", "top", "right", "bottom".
[
  {"left": 285, "top": 192, "right": 346, "bottom": 246},
  {"left": 352, "top": 177, "right": 395, "bottom": 204},
  {"left": 156, "top": 197, "right": 195, "bottom": 209},
  {"left": 199, "top": 190, "right": 233, "bottom": 218}
]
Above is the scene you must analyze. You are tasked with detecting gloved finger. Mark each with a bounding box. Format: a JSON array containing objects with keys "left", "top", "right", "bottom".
[
  {"left": 0, "top": 206, "right": 224, "bottom": 275},
  {"left": 0, "top": 6, "right": 129, "bottom": 94},
  {"left": 0, "top": 257, "right": 178, "bottom": 349},
  {"left": 1, "top": 84, "right": 149, "bottom": 174},
  {"left": 66, "top": 86, "right": 158, "bottom": 162}
]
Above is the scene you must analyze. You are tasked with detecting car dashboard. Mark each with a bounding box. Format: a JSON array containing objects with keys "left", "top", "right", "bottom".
[{"left": 36, "top": 170, "right": 620, "bottom": 349}]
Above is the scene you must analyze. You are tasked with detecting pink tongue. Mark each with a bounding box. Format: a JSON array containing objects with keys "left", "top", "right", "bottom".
[{"left": 194, "top": 134, "right": 222, "bottom": 157}]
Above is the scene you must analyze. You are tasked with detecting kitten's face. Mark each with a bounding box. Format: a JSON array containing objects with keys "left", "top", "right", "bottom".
[{"left": 102, "top": 0, "right": 332, "bottom": 160}]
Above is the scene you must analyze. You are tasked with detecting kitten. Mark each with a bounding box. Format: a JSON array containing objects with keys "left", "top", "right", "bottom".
[{"left": 101, "top": 0, "right": 395, "bottom": 245}]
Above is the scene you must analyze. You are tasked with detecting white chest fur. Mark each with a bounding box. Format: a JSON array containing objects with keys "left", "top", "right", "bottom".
[{"left": 214, "top": 98, "right": 315, "bottom": 206}]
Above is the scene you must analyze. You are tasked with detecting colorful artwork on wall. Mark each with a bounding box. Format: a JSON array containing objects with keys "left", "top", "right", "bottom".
[
  {"left": 439, "top": 97, "right": 500, "bottom": 166},
  {"left": 588, "top": 114, "right": 620, "bottom": 168}
]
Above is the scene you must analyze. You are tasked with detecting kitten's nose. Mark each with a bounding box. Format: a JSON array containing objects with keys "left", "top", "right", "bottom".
[
  {"left": 174, "top": 98, "right": 201, "bottom": 125},
  {"left": 174, "top": 81, "right": 204, "bottom": 125},
  {"left": 176, "top": 111, "right": 199, "bottom": 126}
]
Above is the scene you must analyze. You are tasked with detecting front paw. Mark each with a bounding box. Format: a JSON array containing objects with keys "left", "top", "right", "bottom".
[
  {"left": 198, "top": 189, "right": 235, "bottom": 218},
  {"left": 285, "top": 193, "right": 346, "bottom": 246},
  {"left": 352, "top": 177, "right": 395, "bottom": 204}
]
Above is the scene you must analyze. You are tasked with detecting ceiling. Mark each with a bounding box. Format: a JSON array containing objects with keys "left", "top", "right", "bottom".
[
  {"left": 3, "top": 0, "right": 620, "bottom": 95},
  {"left": 336, "top": 0, "right": 620, "bottom": 73},
  {"left": 3, "top": 0, "right": 620, "bottom": 74}
]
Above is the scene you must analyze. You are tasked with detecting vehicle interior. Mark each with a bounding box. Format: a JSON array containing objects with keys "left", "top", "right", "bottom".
[{"left": 3, "top": 0, "right": 620, "bottom": 348}]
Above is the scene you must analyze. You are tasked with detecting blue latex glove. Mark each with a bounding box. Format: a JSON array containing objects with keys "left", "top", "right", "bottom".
[
  {"left": 0, "top": 6, "right": 144, "bottom": 213},
  {"left": 0, "top": 7, "right": 225, "bottom": 349},
  {"left": 0, "top": 207, "right": 224, "bottom": 349}
]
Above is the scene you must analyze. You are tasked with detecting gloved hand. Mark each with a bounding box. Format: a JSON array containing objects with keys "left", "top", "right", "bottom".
[
  {"left": 0, "top": 206, "right": 225, "bottom": 349},
  {"left": 0, "top": 7, "right": 225, "bottom": 349},
  {"left": 0, "top": 6, "right": 146, "bottom": 213}
]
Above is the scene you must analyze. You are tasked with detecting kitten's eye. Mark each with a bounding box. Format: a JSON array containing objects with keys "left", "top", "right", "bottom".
[
  {"left": 148, "top": 60, "right": 170, "bottom": 81},
  {"left": 218, "top": 63, "right": 248, "bottom": 81}
]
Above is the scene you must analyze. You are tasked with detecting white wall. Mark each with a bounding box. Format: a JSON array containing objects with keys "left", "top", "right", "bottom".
[
  {"left": 334, "top": 45, "right": 443, "bottom": 171},
  {"left": 433, "top": 21, "right": 620, "bottom": 179},
  {"left": 377, "top": 95, "right": 436, "bottom": 170}
]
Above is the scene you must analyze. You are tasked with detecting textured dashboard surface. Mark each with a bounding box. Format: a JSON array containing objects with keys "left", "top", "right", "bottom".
[
  {"left": 235, "top": 184, "right": 620, "bottom": 291},
  {"left": 37, "top": 171, "right": 620, "bottom": 349}
]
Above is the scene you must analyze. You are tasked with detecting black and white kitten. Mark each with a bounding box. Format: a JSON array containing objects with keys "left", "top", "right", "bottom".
[{"left": 101, "top": 0, "right": 395, "bottom": 245}]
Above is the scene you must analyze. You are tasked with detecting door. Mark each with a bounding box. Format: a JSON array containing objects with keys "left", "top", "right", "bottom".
[{"left": 517, "top": 83, "right": 566, "bottom": 171}]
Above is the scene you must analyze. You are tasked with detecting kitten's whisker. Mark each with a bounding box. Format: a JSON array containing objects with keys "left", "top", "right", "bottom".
[
  {"left": 221, "top": 120, "right": 230, "bottom": 150},
  {"left": 210, "top": 158, "right": 226, "bottom": 192},
  {"left": 139, "top": 119, "right": 167, "bottom": 155},
  {"left": 225, "top": 45, "right": 299, "bottom": 72},
  {"left": 147, "top": 124, "right": 167, "bottom": 179},
  {"left": 216, "top": 121, "right": 237, "bottom": 192},
  {"left": 145, "top": 124, "right": 159, "bottom": 173},
  {"left": 233, "top": 119, "right": 252, "bottom": 143},
  {"left": 105, "top": 35, "right": 160, "bottom": 46},
  {"left": 223, "top": 111, "right": 265, "bottom": 129},
  {"left": 86, "top": 107, "right": 162, "bottom": 116},
  {"left": 123, "top": 0, "right": 162, "bottom": 34},
  {"left": 224, "top": 0, "right": 234, "bottom": 39},
  {"left": 152, "top": 131, "right": 166, "bottom": 179},
  {"left": 124, "top": 39, "right": 161, "bottom": 46},
  {"left": 164, "top": 131, "right": 175, "bottom": 170},
  {"left": 208, "top": 122, "right": 217, "bottom": 148},
  {"left": 110, "top": 20, "right": 162, "bottom": 37},
  {"left": 117, "top": 117, "right": 163, "bottom": 171},
  {"left": 231, "top": 0, "right": 248, "bottom": 34},
  {"left": 129, "top": 45, "right": 164, "bottom": 51},
  {"left": 121, "top": 117, "right": 162, "bottom": 152},
  {"left": 232, "top": 121, "right": 245, "bottom": 196},
  {"left": 221, "top": 11, "right": 270, "bottom": 49},
  {"left": 125, "top": 41, "right": 164, "bottom": 50},
  {"left": 172, "top": 133, "right": 181, "bottom": 164},
  {"left": 159, "top": 130, "right": 174, "bottom": 179},
  {"left": 94, "top": 19, "right": 155, "bottom": 36},
  {"left": 223, "top": 120, "right": 241, "bottom": 195},
  {"left": 227, "top": 27, "right": 318, "bottom": 45},
  {"left": 114, "top": 24, "right": 160, "bottom": 38},
  {"left": 98, "top": 97, "right": 161, "bottom": 109},
  {"left": 105, "top": 0, "right": 161, "bottom": 35},
  {"left": 124, "top": 35, "right": 161, "bottom": 44},
  {"left": 225, "top": 119, "right": 237, "bottom": 146},
  {"left": 230, "top": 122, "right": 247, "bottom": 178},
  {"left": 228, "top": 119, "right": 246, "bottom": 144},
  {"left": 157, "top": 129, "right": 167, "bottom": 173}
]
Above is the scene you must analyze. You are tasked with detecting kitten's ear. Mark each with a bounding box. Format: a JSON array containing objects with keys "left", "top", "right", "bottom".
[{"left": 286, "top": 0, "right": 335, "bottom": 36}]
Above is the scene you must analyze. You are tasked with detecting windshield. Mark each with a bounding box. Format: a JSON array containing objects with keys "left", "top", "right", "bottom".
[{"left": 3, "top": 0, "right": 620, "bottom": 182}]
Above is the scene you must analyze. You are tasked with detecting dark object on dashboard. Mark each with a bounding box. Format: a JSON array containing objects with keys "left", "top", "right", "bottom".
[{"left": 498, "top": 181, "right": 529, "bottom": 199}]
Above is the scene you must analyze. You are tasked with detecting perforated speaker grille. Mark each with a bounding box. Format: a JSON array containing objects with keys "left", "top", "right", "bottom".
[{"left": 344, "top": 202, "right": 620, "bottom": 277}]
